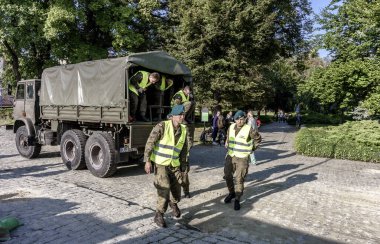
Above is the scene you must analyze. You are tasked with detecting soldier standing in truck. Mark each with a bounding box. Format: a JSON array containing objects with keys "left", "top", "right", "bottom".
[{"left": 129, "top": 71, "right": 161, "bottom": 121}]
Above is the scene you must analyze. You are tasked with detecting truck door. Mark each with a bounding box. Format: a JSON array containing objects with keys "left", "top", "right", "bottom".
[
  {"left": 13, "top": 82, "right": 25, "bottom": 120},
  {"left": 25, "top": 81, "right": 37, "bottom": 124}
]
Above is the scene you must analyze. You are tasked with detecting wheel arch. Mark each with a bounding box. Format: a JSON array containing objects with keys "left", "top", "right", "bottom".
[{"left": 14, "top": 118, "right": 35, "bottom": 136}]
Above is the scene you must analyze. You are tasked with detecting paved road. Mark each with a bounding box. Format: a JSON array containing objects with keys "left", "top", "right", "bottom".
[{"left": 1, "top": 123, "right": 380, "bottom": 243}]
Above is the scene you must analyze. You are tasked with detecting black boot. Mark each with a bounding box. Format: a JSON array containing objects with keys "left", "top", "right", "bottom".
[
  {"left": 154, "top": 212, "right": 167, "bottom": 228},
  {"left": 169, "top": 202, "right": 181, "bottom": 218},
  {"left": 234, "top": 199, "right": 241, "bottom": 211},
  {"left": 224, "top": 192, "right": 236, "bottom": 203},
  {"left": 140, "top": 114, "right": 150, "bottom": 122},
  {"left": 184, "top": 192, "right": 191, "bottom": 198}
]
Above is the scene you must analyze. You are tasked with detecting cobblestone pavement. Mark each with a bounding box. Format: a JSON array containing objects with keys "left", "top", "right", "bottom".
[{"left": 1, "top": 123, "right": 380, "bottom": 243}]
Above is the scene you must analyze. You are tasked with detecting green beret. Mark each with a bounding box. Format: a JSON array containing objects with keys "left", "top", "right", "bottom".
[
  {"left": 234, "top": 110, "right": 246, "bottom": 120},
  {"left": 169, "top": 105, "right": 185, "bottom": 116}
]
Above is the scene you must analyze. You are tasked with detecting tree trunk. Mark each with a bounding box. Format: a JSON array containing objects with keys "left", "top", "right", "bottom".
[{"left": 3, "top": 40, "right": 21, "bottom": 82}]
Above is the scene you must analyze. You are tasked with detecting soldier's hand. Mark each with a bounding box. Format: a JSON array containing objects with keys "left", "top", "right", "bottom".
[{"left": 145, "top": 161, "right": 152, "bottom": 174}]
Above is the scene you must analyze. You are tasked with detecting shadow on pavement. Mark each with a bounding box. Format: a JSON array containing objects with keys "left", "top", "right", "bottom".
[
  {"left": 0, "top": 154, "right": 19, "bottom": 159},
  {"left": 0, "top": 195, "right": 129, "bottom": 243},
  {"left": 176, "top": 173, "right": 333, "bottom": 243},
  {"left": 0, "top": 163, "right": 66, "bottom": 179}
]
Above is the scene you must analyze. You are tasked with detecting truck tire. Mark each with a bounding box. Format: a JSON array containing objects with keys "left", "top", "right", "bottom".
[
  {"left": 60, "top": 129, "right": 87, "bottom": 170},
  {"left": 85, "top": 132, "right": 117, "bottom": 178},
  {"left": 15, "top": 125, "right": 41, "bottom": 159}
]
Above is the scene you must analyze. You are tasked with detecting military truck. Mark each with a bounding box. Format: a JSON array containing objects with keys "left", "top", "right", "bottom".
[{"left": 12, "top": 51, "right": 193, "bottom": 177}]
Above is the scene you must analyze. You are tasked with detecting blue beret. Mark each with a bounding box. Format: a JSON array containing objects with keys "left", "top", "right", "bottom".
[
  {"left": 169, "top": 105, "right": 185, "bottom": 116},
  {"left": 234, "top": 110, "right": 246, "bottom": 120}
]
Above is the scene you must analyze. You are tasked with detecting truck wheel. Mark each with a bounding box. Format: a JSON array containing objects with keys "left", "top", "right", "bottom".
[
  {"left": 60, "top": 129, "right": 87, "bottom": 170},
  {"left": 85, "top": 132, "right": 117, "bottom": 178},
  {"left": 15, "top": 125, "right": 41, "bottom": 159}
]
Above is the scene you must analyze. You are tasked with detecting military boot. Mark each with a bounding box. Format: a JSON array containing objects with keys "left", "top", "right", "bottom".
[
  {"left": 224, "top": 192, "right": 236, "bottom": 203},
  {"left": 169, "top": 202, "right": 181, "bottom": 218},
  {"left": 154, "top": 212, "right": 167, "bottom": 228},
  {"left": 234, "top": 199, "right": 241, "bottom": 211},
  {"left": 184, "top": 192, "right": 191, "bottom": 198}
]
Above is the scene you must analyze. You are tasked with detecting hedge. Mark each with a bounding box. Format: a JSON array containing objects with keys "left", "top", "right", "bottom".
[
  {"left": 295, "top": 120, "right": 380, "bottom": 163},
  {"left": 288, "top": 111, "right": 344, "bottom": 125}
]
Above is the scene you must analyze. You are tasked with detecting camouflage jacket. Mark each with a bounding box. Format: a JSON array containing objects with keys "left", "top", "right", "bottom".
[
  {"left": 226, "top": 123, "right": 262, "bottom": 149},
  {"left": 144, "top": 121, "right": 189, "bottom": 165}
]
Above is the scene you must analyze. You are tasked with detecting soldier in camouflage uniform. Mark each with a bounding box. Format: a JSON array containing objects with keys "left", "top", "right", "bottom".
[
  {"left": 144, "top": 105, "right": 189, "bottom": 228},
  {"left": 224, "top": 110, "right": 262, "bottom": 210},
  {"left": 171, "top": 86, "right": 195, "bottom": 123}
]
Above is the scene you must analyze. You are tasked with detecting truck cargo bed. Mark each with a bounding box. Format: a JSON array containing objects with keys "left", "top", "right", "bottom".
[{"left": 41, "top": 105, "right": 128, "bottom": 123}]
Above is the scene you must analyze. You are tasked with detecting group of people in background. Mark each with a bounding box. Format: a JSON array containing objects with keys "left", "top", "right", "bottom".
[{"left": 210, "top": 109, "right": 261, "bottom": 145}]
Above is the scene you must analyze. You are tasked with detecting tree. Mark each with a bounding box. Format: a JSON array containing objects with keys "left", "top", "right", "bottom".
[
  {"left": 0, "top": 0, "right": 156, "bottom": 86},
  {"left": 302, "top": 0, "right": 380, "bottom": 115},
  {"left": 165, "top": 0, "right": 312, "bottom": 109},
  {"left": 319, "top": 0, "right": 380, "bottom": 61},
  {"left": 298, "top": 58, "right": 380, "bottom": 114},
  {"left": 0, "top": 0, "right": 52, "bottom": 85}
]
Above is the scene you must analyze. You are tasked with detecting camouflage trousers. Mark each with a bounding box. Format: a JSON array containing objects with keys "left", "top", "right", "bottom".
[
  {"left": 154, "top": 164, "right": 182, "bottom": 214},
  {"left": 181, "top": 166, "right": 190, "bottom": 194},
  {"left": 224, "top": 155, "right": 249, "bottom": 200},
  {"left": 183, "top": 101, "right": 195, "bottom": 120}
]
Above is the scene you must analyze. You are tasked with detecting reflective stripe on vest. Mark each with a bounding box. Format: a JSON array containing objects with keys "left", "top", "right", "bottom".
[
  {"left": 150, "top": 120, "right": 187, "bottom": 167},
  {"left": 171, "top": 90, "right": 189, "bottom": 106},
  {"left": 227, "top": 123, "right": 253, "bottom": 158},
  {"left": 128, "top": 71, "right": 152, "bottom": 95}
]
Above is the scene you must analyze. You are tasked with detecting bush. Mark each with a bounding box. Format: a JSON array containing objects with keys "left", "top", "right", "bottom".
[
  {"left": 0, "top": 108, "right": 13, "bottom": 125},
  {"left": 288, "top": 111, "right": 345, "bottom": 125},
  {"left": 259, "top": 115, "right": 273, "bottom": 124},
  {"left": 295, "top": 120, "right": 380, "bottom": 163}
]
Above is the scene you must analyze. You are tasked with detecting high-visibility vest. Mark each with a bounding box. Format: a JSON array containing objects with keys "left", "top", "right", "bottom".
[
  {"left": 158, "top": 75, "right": 173, "bottom": 91},
  {"left": 150, "top": 120, "right": 187, "bottom": 167},
  {"left": 171, "top": 90, "right": 189, "bottom": 107},
  {"left": 227, "top": 123, "right": 253, "bottom": 158},
  {"left": 129, "top": 71, "right": 152, "bottom": 95}
]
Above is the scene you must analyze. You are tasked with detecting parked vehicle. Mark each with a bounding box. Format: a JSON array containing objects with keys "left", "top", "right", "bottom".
[{"left": 12, "top": 51, "right": 194, "bottom": 177}]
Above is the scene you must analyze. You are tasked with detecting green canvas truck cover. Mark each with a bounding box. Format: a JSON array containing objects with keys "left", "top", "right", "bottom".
[{"left": 40, "top": 51, "right": 191, "bottom": 106}]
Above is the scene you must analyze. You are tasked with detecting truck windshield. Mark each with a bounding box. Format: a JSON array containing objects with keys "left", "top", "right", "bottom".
[{"left": 16, "top": 84, "right": 25, "bottom": 100}]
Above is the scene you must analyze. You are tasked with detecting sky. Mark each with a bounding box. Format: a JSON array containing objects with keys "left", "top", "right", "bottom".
[{"left": 311, "top": 0, "right": 331, "bottom": 58}]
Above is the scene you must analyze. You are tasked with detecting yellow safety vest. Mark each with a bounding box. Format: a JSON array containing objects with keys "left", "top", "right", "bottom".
[
  {"left": 227, "top": 123, "right": 253, "bottom": 158},
  {"left": 171, "top": 90, "right": 189, "bottom": 107},
  {"left": 150, "top": 120, "right": 187, "bottom": 167},
  {"left": 129, "top": 71, "right": 152, "bottom": 95},
  {"left": 159, "top": 75, "right": 173, "bottom": 91}
]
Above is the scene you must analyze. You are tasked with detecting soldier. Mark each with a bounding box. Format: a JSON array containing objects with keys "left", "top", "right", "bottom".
[
  {"left": 144, "top": 104, "right": 189, "bottom": 228},
  {"left": 152, "top": 75, "right": 174, "bottom": 120},
  {"left": 224, "top": 110, "right": 261, "bottom": 210},
  {"left": 171, "top": 86, "right": 195, "bottom": 123},
  {"left": 129, "top": 71, "right": 160, "bottom": 121}
]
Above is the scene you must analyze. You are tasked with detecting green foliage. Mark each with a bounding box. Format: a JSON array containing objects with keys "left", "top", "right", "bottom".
[
  {"left": 295, "top": 121, "right": 380, "bottom": 163},
  {"left": 298, "top": 58, "right": 380, "bottom": 115},
  {"left": 258, "top": 115, "right": 273, "bottom": 124},
  {"left": 0, "top": 108, "right": 13, "bottom": 125},
  {"left": 0, "top": 0, "right": 157, "bottom": 87},
  {"left": 319, "top": 0, "right": 380, "bottom": 61},
  {"left": 287, "top": 111, "right": 343, "bottom": 125},
  {"left": 166, "top": 0, "right": 312, "bottom": 108}
]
